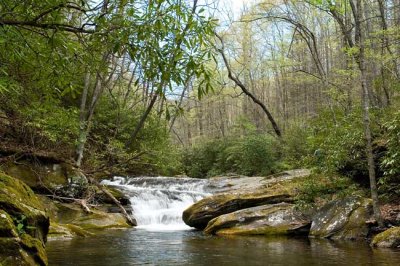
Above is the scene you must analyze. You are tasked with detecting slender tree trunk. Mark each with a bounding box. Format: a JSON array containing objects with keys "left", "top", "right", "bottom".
[
  {"left": 125, "top": 93, "right": 158, "bottom": 148},
  {"left": 169, "top": 77, "right": 191, "bottom": 133},
  {"left": 76, "top": 72, "right": 90, "bottom": 167},
  {"left": 352, "top": 0, "right": 384, "bottom": 227},
  {"left": 216, "top": 34, "right": 282, "bottom": 137}
]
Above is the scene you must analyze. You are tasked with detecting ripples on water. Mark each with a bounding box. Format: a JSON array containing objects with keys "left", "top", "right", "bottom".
[
  {"left": 47, "top": 177, "right": 400, "bottom": 265},
  {"left": 47, "top": 229, "right": 400, "bottom": 266}
]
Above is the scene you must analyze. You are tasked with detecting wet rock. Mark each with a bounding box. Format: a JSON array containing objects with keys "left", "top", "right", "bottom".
[
  {"left": 183, "top": 171, "right": 311, "bottom": 229},
  {"left": 48, "top": 222, "right": 93, "bottom": 240},
  {"left": 39, "top": 199, "right": 131, "bottom": 240},
  {"left": 1, "top": 161, "right": 88, "bottom": 198},
  {"left": 183, "top": 192, "right": 293, "bottom": 229},
  {"left": 0, "top": 173, "right": 49, "bottom": 265},
  {"left": 371, "top": 227, "right": 400, "bottom": 248},
  {"left": 309, "top": 196, "right": 373, "bottom": 240},
  {"left": 204, "top": 203, "right": 310, "bottom": 235}
]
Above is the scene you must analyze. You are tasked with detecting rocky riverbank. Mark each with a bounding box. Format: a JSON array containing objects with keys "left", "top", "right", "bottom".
[
  {"left": 183, "top": 170, "right": 400, "bottom": 248},
  {"left": 0, "top": 160, "right": 135, "bottom": 265}
]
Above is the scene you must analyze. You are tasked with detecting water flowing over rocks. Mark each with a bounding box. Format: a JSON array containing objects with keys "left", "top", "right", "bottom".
[
  {"left": 101, "top": 176, "right": 209, "bottom": 230},
  {"left": 204, "top": 203, "right": 310, "bottom": 235},
  {"left": 309, "top": 196, "right": 373, "bottom": 240}
]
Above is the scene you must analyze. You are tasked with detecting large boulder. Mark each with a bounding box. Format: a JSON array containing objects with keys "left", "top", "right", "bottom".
[
  {"left": 183, "top": 175, "right": 306, "bottom": 229},
  {"left": 371, "top": 227, "right": 400, "bottom": 248},
  {"left": 38, "top": 197, "right": 131, "bottom": 240},
  {"left": 309, "top": 196, "right": 373, "bottom": 240},
  {"left": 0, "top": 173, "right": 49, "bottom": 265},
  {"left": 204, "top": 203, "right": 310, "bottom": 235},
  {"left": 1, "top": 161, "right": 88, "bottom": 198}
]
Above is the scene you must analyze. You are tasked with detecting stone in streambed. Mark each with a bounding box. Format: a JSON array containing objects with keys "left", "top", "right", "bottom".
[
  {"left": 183, "top": 192, "right": 293, "bottom": 229},
  {"left": 183, "top": 175, "right": 306, "bottom": 229},
  {"left": 309, "top": 196, "right": 373, "bottom": 240},
  {"left": 371, "top": 227, "right": 400, "bottom": 248},
  {"left": 204, "top": 203, "right": 310, "bottom": 235}
]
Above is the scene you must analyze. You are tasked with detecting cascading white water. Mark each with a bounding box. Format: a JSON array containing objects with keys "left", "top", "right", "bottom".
[{"left": 101, "top": 176, "right": 210, "bottom": 231}]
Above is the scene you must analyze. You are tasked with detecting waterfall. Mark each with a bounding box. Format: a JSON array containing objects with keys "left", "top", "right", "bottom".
[{"left": 101, "top": 176, "right": 209, "bottom": 231}]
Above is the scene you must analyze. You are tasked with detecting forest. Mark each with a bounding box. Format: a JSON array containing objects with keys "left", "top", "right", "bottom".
[{"left": 1, "top": 0, "right": 400, "bottom": 264}]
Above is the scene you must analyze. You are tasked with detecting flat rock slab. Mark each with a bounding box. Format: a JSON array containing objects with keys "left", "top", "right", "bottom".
[
  {"left": 309, "top": 196, "right": 373, "bottom": 240},
  {"left": 204, "top": 203, "right": 310, "bottom": 235},
  {"left": 206, "top": 169, "right": 311, "bottom": 194}
]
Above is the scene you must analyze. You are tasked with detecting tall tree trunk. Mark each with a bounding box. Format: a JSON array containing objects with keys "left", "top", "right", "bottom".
[
  {"left": 76, "top": 72, "right": 90, "bottom": 167},
  {"left": 352, "top": 0, "right": 384, "bottom": 227}
]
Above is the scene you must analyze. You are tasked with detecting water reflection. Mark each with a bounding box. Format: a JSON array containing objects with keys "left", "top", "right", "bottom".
[{"left": 47, "top": 229, "right": 400, "bottom": 266}]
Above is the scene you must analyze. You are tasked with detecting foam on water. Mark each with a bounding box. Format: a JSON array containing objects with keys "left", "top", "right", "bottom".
[{"left": 101, "top": 176, "right": 209, "bottom": 231}]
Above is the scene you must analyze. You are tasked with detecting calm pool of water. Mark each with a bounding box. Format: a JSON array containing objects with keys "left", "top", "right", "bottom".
[{"left": 46, "top": 229, "right": 400, "bottom": 266}]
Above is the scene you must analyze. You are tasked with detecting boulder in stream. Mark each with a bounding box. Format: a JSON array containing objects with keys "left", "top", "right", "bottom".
[
  {"left": 371, "top": 227, "right": 400, "bottom": 248},
  {"left": 39, "top": 198, "right": 132, "bottom": 240},
  {"left": 204, "top": 203, "right": 310, "bottom": 235},
  {"left": 183, "top": 172, "right": 309, "bottom": 229},
  {"left": 309, "top": 196, "right": 373, "bottom": 240}
]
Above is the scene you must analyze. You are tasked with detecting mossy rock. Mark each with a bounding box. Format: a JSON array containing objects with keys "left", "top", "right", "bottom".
[
  {"left": 0, "top": 173, "right": 49, "bottom": 265},
  {"left": 309, "top": 196, "right": 373, "bottom": 240},
  {"left": 0, "top": 173, "right": 49, "bottom": 243},
  {"left": 0, "top": 235, "right": 47, "bottom": 265},
  {"left": 0, "top": 210, "right": 18, "bottom": 238},
  {"left": 1, "top": 162, "right": 68, "bottom": 191},
  {"left": 183, "top": 177, "right": 301, "bottom": 229},
  {"left": 39, "top": 197, "right": 131, "bottom": 240},
  {"left": 72, "top": 210, "right": 130, "bottom": 231},
  {"left": 0, "top": 237, "right": 37, "bottom": 266},
  {"left": 204, "top": 203, "right": 311, "bottom": 235},
  {"left": 1, "top": 162, "right": 88, "bottom": 199},
  {"left": 371, "top": 227, "right": 400, "bottom": 248},
  {"left": 19, "top": 234, "right": 47, "bottom": 265},
  {"left": 47, "top": 222, "right": 93, "bottom": 240}
]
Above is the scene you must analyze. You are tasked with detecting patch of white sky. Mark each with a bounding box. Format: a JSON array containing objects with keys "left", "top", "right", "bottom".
[{"left": 199, "top": 0, "right": 260, "bottom": 26}]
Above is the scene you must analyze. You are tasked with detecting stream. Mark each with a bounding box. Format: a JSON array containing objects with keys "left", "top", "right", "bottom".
[{"left": 46, "top": 176, "right": 400, "bottom": 265}]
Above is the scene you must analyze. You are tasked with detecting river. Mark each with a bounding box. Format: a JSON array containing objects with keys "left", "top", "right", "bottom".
[{"left": 46, "top": 176, "right": 400, "bottom": 265}]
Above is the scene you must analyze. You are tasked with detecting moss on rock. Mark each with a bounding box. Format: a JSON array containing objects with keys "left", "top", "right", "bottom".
[
  {"left": 309, "top": 196, "right": 373, "bottom": 240},
  {"left": 40, "top": 197, "right": 132, "bottom": 241},
  {"left": 0, "top": 173, "right": 49, "bottom": 265},
  {"left": 183, "top": 177, "right": 302, "bottom": 229},
  {"left": 371, "top": 227, "right": 400, "bottom": 248},
  {"left": 204, "top": 203, "right": 310, "bottom": 236}
]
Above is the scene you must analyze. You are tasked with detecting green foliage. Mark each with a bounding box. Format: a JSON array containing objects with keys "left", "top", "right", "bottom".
[
  {"left": 224, "top": 135, "right": 280, "bottom": 176},
  {"left": 0, "top": 0, "right": 216, "bottom": 176},
  {"left": 380, "top": 111, "right": 400, "bottom": 200},
  {"left": 12, "top": 214, "right": 35, "bottom": 235},
  {"left": 281, "top": 125, "right": 311, "bottom": 168},
  {"left": 182, "top": 134, "right": 282, "bottom": 178},
  {"left": 305, "top": 109, "right": 368, "bottom": 179},
  {"left": 295, "top": 174, "right": 364, "bottom": 209},
  {"left": 85, "top": 96, "right": 182, "bottom": 175}
]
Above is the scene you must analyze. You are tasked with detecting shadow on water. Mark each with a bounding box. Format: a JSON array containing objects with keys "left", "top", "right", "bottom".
[{"left": 47, "top": 228, "right": 400, "bottom": 266}]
